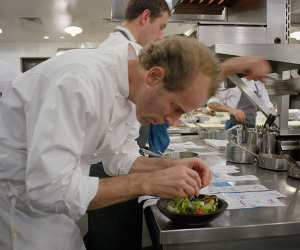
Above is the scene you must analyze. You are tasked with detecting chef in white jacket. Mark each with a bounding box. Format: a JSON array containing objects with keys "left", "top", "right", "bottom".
[
  {"left": 86, "top": 1, "right": 170, "bottom": 250},
  {"left": 207, "top": 78, "right": 274, "bottom": 129},
  {"left": 0, "top": 60, "right": 21, "bottom": 98},
  {"left": 0, "top": 35, "right": 271, "bottom": 250}
]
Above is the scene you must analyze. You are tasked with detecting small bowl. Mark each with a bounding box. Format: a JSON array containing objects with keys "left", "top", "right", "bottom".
[{"left": 157, "top": 195, "right": 228, "bottom": 226}]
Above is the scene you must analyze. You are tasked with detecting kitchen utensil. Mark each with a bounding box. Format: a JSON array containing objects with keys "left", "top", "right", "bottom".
[
  {"left": 262, "top": 131, "right": 277, "bottom": 154},
  {"left": 140, "top": 148, "right": 165, "bottom": 158},
  {"left": 163, "top": 151, "right": 198, "bottom": 159},
  {"left": 246, "top": 128, "right": 257, "bottom": 153},
  {"left": 285, "top": 154, "right": 300, "bottom": 180},
  {"left": 226, "top": 141, "right": 256, "bottom": 164},
  {"left": 157, "top": 195, "right": 228, "bottom": 226},
  {"left": 258, "top": 153, "right": 289, "bottom": 171},
  {"left": 228, "top": 74, "right": 277, "bottom": 118},
  {"left": 265, "top": 75, "right": 300, "bottom": 95},
  {"left": 229, "top": 141, "right": 289, "bottom": 171}
]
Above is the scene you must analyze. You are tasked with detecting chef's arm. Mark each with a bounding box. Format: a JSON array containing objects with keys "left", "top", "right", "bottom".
[
  {"left": 208, "top": 102, "right": 246, "bottom": 123},
  {"left": 88, "top": 157, "right": 212, "bottom": 210},
  {"left": 88, "top": 173, "right": 146, "bottom": 210},
  {"left": 88, "top": 165, "right": 198, "bottom": 210},
  {"left": 220, "top": 56, "right": 271, "bottom": 80},
  {"left": 129, "top": 156, "right": 174, "bottom": 173}
]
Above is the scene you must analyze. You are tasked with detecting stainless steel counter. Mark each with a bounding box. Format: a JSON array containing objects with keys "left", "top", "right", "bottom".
[{"left": 144, "top": 135, "right": 300, "bottom": 250}]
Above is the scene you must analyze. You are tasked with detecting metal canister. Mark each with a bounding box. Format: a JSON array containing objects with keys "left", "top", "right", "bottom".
[
  {"left": 262, "top": 131, "right": 277, "bottom": 154},
  {"left": 246, "top": 128, "right": 257, "bottom": 153}
]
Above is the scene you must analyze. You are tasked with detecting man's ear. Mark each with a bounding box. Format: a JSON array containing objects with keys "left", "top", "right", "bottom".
[
  {"left": 145, "top": 66, "right": 165, "bottom": 87},
  {"left": 139, "top": 9, "right": 151, "bottom": 25}
]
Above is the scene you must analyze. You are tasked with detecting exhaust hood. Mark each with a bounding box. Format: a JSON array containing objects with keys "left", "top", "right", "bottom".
[{"left": 111, "top": 0, "right": 241, "bottom": 22}]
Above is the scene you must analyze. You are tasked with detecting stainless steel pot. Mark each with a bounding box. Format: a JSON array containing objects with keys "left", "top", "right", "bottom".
[
  {"left": 226, "top": 142, "right": 255, "bottom": 164},
  {"left": 285, "top": 154, "right": 300, "bottom": 180},
  {"left": 228, "top": 141, "right": 288, "bottom": 171},
  {"left": 257, "top": 153, "right": 289, "bottom": 171}
]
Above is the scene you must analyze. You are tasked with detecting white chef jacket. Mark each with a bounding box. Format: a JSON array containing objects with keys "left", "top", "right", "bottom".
[
  {"left": 0, "top": 60, "right": 21, "bottom": 98},
  {"left": 100, "top": 25, "right": 142, "bottom": 54},
  {"left": 0, "top": 42, "right": 141, "bottom": 250},
  {"left": 207, "top": 79, "right": 274, "bottom": 110}
]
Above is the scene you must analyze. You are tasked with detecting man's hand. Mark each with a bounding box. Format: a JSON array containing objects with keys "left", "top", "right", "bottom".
[
  {"left": 221, "top": 56, "right": 271, "bottom": 81},
  {"left": 230, "top": 108, "right": 246, "bottom": 123},
  {"left": 199, "top": 107, "right": 216, "bottom": 116},
  {"left": 175, "top": 157, "right": 212, "bottom": 188},
  {"left": 142, "top": 158, "right": 212, "bottom": 199},
  {"left": 143, "top": 165, "right": 202, "bottom": 198}
]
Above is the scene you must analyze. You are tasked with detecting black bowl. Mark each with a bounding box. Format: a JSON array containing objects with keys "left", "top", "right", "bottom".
[{"left": 157, "top": 195, "right": 228, "bottom": 226}]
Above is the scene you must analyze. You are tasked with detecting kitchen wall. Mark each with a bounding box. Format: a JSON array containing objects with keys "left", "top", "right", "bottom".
[{"left": 0, "top": 41, "right": 100, "bottom": 72}]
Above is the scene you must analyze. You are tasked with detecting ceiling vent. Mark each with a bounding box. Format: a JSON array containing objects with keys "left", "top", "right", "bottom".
[{"left": 19, "top": 17, "right": 43, "bottom": 25}]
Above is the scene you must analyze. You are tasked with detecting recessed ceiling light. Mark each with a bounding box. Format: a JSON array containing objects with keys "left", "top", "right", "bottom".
[
  {"left": 59, "top": 35, "right": 65, "bottom": 39},
  {"left": 64, "top": 25, "right": 82, "bottom": 37},
  {"left": 290, "top": 31, "right": 300, "bottom": 40},
  {"left": 43, "top": 35, "right": 50, "bottom": 40},
  {"left": 0, "top": 28, "right": 2, "bottom": 34}
]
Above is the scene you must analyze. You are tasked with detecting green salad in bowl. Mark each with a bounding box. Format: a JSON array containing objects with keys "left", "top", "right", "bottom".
[{"left": 167, "top": 195, "right": 219, "bottom": 216}]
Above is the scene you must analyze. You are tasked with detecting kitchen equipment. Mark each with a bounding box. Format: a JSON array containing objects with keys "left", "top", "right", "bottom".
[
  {"left": 157, "top": 195, "right": 228, "bottom": 227},
  {"left": 141, "top": 148, "right": 198, "bottom": 159},
  {"left": 226, "top": 141, "right": 255, "bottom": 164},
  {"left": 285, "top": 154, "right": 300, "bottom": 180},
  {"left": 163, "top": 151, "right": 198, "bottom": 159},
  {"left": 258, "top": 153, "right": 289, "bottom": 171},
  {"left": 265, "top": 75, "right": 300, "bottom": 96},
  {"left": 262, "top": 131, "right": 277, "bottom": 154},
  {"left": 246, "top": 128, "right": 257, "bottom": 153},
  {"left": 198, "top": 128, "right": 208, "bottom": 139},
  {"left": 140, "top": 148, "right": 165, "bottom": 158},
  {"left": 227, "top": 124, "right": 246, "bottom": 144},
  {"left": 229, "top": 141, "right": 289, "bottom": 171}
]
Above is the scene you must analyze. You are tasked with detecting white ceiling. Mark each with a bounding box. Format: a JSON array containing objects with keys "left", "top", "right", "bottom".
[{"left": 0, "top": 0, "right": 194, "bottom": 44}]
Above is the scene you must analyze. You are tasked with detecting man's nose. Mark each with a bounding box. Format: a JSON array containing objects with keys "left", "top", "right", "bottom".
[{"left": 164, "top": 114, "right": 181, "bottom": 126}]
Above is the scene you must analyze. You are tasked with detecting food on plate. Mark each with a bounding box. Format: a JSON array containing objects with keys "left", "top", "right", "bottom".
[{"left": 167, "top": 195, "right": 218, "bottom": 215}]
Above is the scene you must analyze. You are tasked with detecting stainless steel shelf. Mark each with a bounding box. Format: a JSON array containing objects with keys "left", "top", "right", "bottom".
[{"left": 214, "top": 44, "right": 300, "bottom": 72}]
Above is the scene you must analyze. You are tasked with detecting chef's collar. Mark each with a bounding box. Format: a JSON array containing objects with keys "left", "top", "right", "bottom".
[
  {"left": 114, "top": 26, "right": 137, "bottom": 44},
  {"left": 115, "top": 42, "right": 137, "bottom": 98}
]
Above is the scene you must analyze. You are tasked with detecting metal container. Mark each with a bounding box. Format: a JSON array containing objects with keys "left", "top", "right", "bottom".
[
  {"left": 197, "top": 129, "right": 208, "bottom": 139},
  {"left": 256, "top": 130, "right": 263, "bottom": 153},
  {"left": 246, "top": 128, "right": 257, "bottom": 153},
  {"left": 288, "top": 164, "right": 300, "bottom": 180},
  {"left": 226, "top": 142, "right": 255, "bottom": 164},
  {"left": 262, "top": 131, "right": 277, "bottom": 154},
  {"left": 163, "top": 151, "right": 198, "bottom": 160},
  {"left": 257, "top": 153, "right": 289, "bottom": 171},
  {"left": 286, "top": 153, "right": 300, "bottom": 180}
]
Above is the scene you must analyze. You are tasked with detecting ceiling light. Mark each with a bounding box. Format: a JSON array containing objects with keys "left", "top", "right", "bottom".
[
  {"left": 290, "top": 31, "right": 300, "bottom": 40},
  {"left": 64, "top": 25, "right": 82, "bottom": 37},
  {"left": 59, "top": 35, "right": 65, "bottom": 39},
  {"left": 0, "top": 28, "right": 2, "bottom": 34},
  {"left": 43, "top": 35, "right": 50, "bottom": 40}
]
